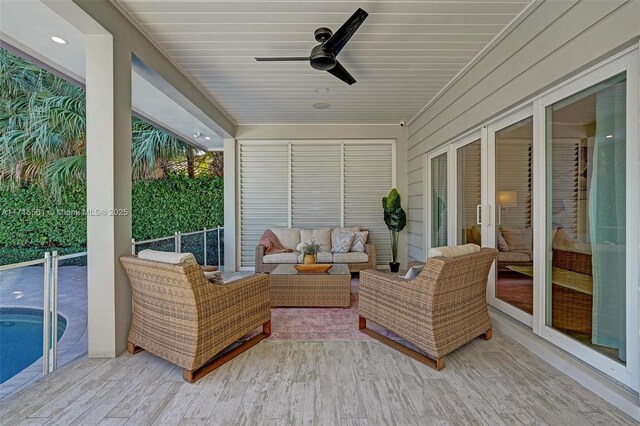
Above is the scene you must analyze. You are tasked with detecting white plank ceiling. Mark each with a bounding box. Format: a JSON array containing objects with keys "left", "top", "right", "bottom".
[{"left": 114, "top": 0, "right": 533, "bottom": 124}]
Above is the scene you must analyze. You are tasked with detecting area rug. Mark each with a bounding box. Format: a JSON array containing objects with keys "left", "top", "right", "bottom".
[{"left": 236, "top": 275, "right": 397, "bottom": 342}]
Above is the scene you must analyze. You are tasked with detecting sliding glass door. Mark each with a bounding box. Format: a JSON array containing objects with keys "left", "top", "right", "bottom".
[
  {"left": 423, "top": 50, "right": 638, "bottom": 389},
  {"left": 455, "top": 138, "right": 482, "bottom": 246},
  {"left": 487, "top": 110, "right": 535, "bottom": 326},
  {"left": 426, "top": 147, "right": 449, "bottom": 251},
  {"left": 539, "top": 54, "right": 638, "bottom": 388}
]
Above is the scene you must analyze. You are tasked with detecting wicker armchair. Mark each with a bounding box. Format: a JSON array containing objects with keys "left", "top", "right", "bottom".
[
  {"left": 120, "top": 256, "right": 271, "bottom": 382},
  {"left": 358, "top": 248, "right": 497, "bottom": 370}
]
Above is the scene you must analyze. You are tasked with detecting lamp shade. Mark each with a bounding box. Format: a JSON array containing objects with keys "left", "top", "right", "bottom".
[{"left": 497, "top": 191, "right": 518, "bottom": 208}]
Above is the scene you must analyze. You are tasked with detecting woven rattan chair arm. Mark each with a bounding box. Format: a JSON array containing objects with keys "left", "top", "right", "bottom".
[{"left": 360, "top": 269, "right": 428, "bottom": 312}]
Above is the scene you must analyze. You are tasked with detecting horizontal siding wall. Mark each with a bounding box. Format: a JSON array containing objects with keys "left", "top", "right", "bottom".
[{"left": 406, "top": 0, "right": 639, "bottom": 261}]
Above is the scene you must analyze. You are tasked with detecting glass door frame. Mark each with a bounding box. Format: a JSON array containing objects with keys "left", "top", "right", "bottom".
[
  {"left": 425, "top": 145, "right": 452, "bottom": 253},
  {"left": 485, "top": 106, "right": 535, "bottom": 327},
  {"left": 450, "top": 132, "right": 483, "bottom": 246},
  {"left": 535, "top": 51, "right": 639, "bottom": 389}
]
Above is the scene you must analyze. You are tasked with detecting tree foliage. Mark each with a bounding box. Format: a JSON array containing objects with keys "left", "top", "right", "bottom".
[{"left": 0, "top": 48, "right": 222, "bottom": 198}]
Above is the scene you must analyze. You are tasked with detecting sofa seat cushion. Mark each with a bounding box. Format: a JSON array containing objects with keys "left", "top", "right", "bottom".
[
  {"left": 498, "top": 251, "right": 531, "bottom": 262},
  {"left": 300, "top": 228, "right": 331, "bottom": 252},
  {"left": 270, "top": 228, "right": 300, "bottom": 251},
  {"left": 428, "top": 244, "right": 480, "bottom": 258},
  {"left": 297, "top": 251, "right": 333, "bottom": 263},
  {"left": 333, "top": 252, "right": 369, "bottom": 263},
  {"left": 263, "top": 251, "right": 300, "bottom": 264}
]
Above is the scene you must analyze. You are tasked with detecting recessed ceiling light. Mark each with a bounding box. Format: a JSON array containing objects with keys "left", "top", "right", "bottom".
[
  {"left": 50, "top": 36, "right": 68, "bottom": 45},
  {"left": 312, "top": 102, "right": 331, "bottom": 110},
  {"left": 315, "top": 87, "right": 330, "bottom": 94},
  {"left": 204, "top": 136, "right": 212, "bottom": 140},
  {"left": 606, "top": 134, "right": 613, "bottom": 139}
]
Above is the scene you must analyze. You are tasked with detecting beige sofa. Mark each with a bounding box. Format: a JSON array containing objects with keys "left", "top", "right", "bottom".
[{"left": 255, "top": 227, "right": 376, "bottom": 273}]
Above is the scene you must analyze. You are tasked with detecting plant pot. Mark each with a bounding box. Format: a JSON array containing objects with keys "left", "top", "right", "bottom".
[
  {"left": 389, "top": 262, "right": 400, "bottom": 273},
  {"left": 303, "top": 254, "right": 317, "bottom": 264}
]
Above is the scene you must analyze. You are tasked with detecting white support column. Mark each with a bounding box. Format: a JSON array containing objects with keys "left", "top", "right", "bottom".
[
  {"left": 223, "top": 138, "right": 237, "bottom": 272},
  {"left": 86, "top": 35, "right": 132, "bottom": 357}
]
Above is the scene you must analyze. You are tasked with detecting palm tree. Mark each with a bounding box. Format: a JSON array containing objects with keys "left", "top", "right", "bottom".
[{"left": 0, "top": 48, "right": 218, "bottom": 198}]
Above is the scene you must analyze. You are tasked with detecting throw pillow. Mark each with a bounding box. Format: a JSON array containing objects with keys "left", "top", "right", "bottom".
[
  {"left": 403, "top": 265, "right": 423, "bottom": 280},
  {"left": 204, "top": 271, "right": 224, "bottom": 284},
  {"left": 331, "top": 231, "right": 355, "bottom": 253},
  {"left": 350, "top": 231, "right": 368, "bottom": 252},
  {"left": 496, "top": 229, "right": 509, "bottom": 252}
]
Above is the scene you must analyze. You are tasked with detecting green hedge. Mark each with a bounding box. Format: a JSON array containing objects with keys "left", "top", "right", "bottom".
[{"left": 0, "top": 175, "right": 223, "bottom": 265}]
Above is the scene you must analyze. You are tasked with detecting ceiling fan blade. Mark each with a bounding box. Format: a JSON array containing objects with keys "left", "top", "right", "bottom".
[
  {"left": 324, "top": 8, "right": 368, "bottom": 55},
  {"left": 327, "top": 61, "right": 356, "bottom": 85},
  {"left": 255, "top": 57, "right": 309, "bottom": 62}
]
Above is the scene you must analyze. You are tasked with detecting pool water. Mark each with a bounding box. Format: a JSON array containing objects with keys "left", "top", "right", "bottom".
[{"left": 0, "top": 308, "right": 66, "bottom": 384}]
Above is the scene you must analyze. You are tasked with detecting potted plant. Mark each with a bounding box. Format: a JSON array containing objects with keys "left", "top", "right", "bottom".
[
  {"left": 382, "top": 188, "right": 406, "bottom": 273},
  {"left": 301, "top": 240, "right": 322, "bottom": 264}
]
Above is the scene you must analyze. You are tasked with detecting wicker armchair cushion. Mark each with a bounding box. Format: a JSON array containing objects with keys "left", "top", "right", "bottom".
[
  {"left": 428, "top": 244, "right": 480, "bottom": 258},
  {"left": 137, "top": 249, "right": 197, "bottom": 265}
]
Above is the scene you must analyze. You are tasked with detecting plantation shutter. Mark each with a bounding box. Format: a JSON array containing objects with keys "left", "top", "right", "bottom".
[
  {"left": 239, "top": 143, "right": 289, "bottom": 268},
  {"left": 495, "top": 140, "right": 532, "bottom": 228},
  {"left": 344, "top": 143, "right": 394, "bottom": 264},
  {"left": 551, "top": 139, "right": 579, "bottom": 240},
  {"left": 291, "top": 143, "right": 341, "bottom": 228}
]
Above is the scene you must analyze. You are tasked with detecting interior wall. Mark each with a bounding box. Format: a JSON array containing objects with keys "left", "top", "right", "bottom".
[
  {"left": 235, "top": 124, "right": 409, "bottom": 269},
  {"left": 406, "top": 0, "right": 640, "bottom": 262}
]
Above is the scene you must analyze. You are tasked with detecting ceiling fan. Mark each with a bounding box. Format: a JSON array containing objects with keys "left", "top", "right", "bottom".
[{"left": 254, "top": 8, "right": 368, "bottom": 85}]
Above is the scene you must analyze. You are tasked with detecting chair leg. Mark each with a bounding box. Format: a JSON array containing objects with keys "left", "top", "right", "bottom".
[
  {"left": 481, "top": 328, "right": 492, "bottom": 340},
  {"left": 182, "top": 319, "right": 271, "bottom": 383},
  {"left": 358, "top": 317, "right": 445, "bottom": 371},
  {"left": 359, "top": 316, "right": 366, "bottom": 330},
  {"left": 127, "top": 341, "right": 144, "bottom": 354}
]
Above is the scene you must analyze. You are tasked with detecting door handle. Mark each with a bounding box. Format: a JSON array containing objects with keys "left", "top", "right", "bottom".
[{"left": 476, "top": 205, "right": 482, "bottom": 225}]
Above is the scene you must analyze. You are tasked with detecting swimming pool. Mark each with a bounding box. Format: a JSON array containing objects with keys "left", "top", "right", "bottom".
[{"left": 0, "top": 307, "right": 66, "bottom": 384}]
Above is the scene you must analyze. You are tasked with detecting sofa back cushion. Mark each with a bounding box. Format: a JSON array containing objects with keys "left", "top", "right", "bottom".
[
  {"left": 428, "top": 244, "right": 480, "bottom": 258},
  {"left": 501, "top": 227, "right": 532, "bottom": 252},
  {"left": 269, "top": 228, "right": 301, "bottom": 251},
  {"left": 300, "top": 228, "right": 331, "bottom": 252}
]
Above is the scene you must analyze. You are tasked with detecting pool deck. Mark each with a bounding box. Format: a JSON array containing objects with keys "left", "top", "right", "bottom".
[{"left": 0, "top": 265, "right": 87, "bottom": 399}]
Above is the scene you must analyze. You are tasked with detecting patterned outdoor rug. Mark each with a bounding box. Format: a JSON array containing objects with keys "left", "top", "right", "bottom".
[{"left": 228, "top": 274, "right": 400, "bottom": 342}]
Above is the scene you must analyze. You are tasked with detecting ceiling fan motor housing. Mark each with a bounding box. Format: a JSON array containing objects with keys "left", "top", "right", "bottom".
[{"left": 310, "top": 44, "right": 336, "bottom": 70}]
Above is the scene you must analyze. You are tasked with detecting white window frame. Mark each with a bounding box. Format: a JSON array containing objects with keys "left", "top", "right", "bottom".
[
  {"left": 486, "top": 106, "right": 534, "bottom": 328},
  {"left": 424, "top": 144, "right": 450, "bottom": 253}
]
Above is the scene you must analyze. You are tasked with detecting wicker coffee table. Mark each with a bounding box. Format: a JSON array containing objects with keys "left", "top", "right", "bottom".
[{"left": 269, "top": 264, "right": 351, "bottom": 308}]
